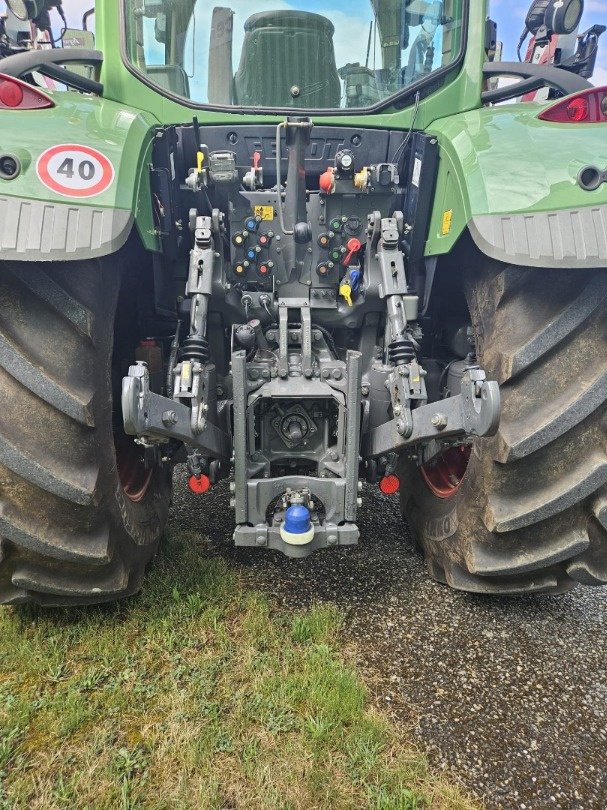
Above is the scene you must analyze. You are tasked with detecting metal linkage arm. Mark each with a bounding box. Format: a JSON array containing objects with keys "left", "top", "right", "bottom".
[
  {"left": 362, "top": 368, "right": 501, "bottom": 458},
  {"left": 122, "top": 363, "right": 231, "bottom": 461}
]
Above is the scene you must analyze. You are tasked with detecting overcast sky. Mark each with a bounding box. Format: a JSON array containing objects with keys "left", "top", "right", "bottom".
[{"left": 2, "top": 0, "right": 606, "bottom": 85}]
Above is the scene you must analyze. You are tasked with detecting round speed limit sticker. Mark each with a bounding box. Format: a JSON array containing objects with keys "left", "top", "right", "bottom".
[{"left": 36, "top": 144, "right": 115, "bottom": 198}]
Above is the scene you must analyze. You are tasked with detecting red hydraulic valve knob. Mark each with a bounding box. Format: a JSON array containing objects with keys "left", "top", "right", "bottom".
[
  {"left": 319, "top": 167, "right": 335, "bottom": 194},
  {"left": 342, "top": 237, "right": 362, "bottom": 266}
]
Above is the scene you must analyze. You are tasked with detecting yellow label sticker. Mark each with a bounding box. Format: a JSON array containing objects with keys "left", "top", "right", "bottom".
[
  {"left": 441, "top": 209, "right": 453, "bottom": 236},
  {"left": 254, "top": 205, "right": 274, "bottom": 221}
]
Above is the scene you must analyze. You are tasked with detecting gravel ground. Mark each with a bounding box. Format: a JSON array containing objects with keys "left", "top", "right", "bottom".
[{"left": 171, "top": 470, "right": 607, "bottom": 809}]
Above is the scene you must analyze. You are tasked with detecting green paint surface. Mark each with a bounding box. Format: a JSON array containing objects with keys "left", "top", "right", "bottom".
[{"left": 1, "top": 0, "right": 605, "bottom": 259}]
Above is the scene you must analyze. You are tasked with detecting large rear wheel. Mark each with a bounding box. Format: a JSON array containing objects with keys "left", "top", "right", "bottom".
[
  {"left": 400, "top": 261, "right": 607, "bottom": 594},
  {"left": 0, "top": 249, "right": 171, "bottom": 605}
]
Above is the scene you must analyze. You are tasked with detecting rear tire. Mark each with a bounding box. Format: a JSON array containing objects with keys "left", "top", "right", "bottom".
[
  {"left": 0, "top": 250, "right": 171, "bottom": 606},
  {"left": 400, "top": 260, "right": 607, "bottom": 594}
]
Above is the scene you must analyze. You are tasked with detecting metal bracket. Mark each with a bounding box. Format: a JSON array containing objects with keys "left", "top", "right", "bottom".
[
  {"left": 362, "top": 368, "right": 501, "bottom": 458},
  {"left": 122, "top": 363, "right": 231, "bottom": 460},
  {"left": 278, "top": 305, "right": 289, "bottom": 379},
  {"left": 301, "top": 306, "right": 313, "bottom": 378}
]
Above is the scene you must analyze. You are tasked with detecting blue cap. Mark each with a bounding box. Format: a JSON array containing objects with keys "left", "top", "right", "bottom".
[
  {"left": 246, "top": 249, "right": 257, "bottom": 261},
  {"left": 283, "top": 504, "right": 311, "bottom": 535},
  {"left": 246, "top": 218, "right": 258, "bottom": 231}
]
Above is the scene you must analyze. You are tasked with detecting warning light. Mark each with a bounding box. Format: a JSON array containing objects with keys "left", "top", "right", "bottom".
[
  {"left": 316, "top": 263, "right": 329, "bottom": 276},
  {"left": 379, "top": 475, "right": 400, "bottom": 495},
  {"left": 259, "top": 264, "right": 269, "bottom": 275},
  {"left": 234, "top": 264, "right": 246, "bottom": 275},
  {"left": 232, "top": 232, "right": 246, "bottom": 247},
  {"left": 259, "top": 234, "right": 271, "bottom": 247},
  {"left": 318, "top": 232, "right": 333, "bottom": 248},
  {"left": 188, "top": 474, "right": 211, "bottom": 494}
]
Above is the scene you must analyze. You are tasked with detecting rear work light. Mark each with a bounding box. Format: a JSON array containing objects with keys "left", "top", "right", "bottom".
[
  {"left": 538, "top": 87, "right": 607, "bottom": 123},
  {"left": 0, "top": 74, "right": 54, "bottom": 110}
]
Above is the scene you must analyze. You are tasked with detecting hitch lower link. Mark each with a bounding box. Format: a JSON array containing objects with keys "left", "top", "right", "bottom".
[
  {"left": 121, "top": 213, "right": 232, "bottom": 463},
  {"left": 362, "top": 366, "right": 501, "bottom": 459},
  {"left": 121, "top": 361, "right": 231, "bottom": 461}
]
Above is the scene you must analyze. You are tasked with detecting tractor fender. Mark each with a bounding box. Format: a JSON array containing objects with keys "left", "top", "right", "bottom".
[
  {"left": 425, "top": 102, "right": 607, "bottom": 268},
  {"left": 0, "top": 91, "right": 159, "bottom": 262}
]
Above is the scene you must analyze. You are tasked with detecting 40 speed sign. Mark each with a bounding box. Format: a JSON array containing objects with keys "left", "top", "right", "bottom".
[{"left": 36, "top": 144, "right": 115, "bottom": 198}]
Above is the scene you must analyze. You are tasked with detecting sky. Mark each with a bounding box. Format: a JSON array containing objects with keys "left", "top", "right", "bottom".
[{"left": 1, "top": 0, "right": 606, "bottom": 85}]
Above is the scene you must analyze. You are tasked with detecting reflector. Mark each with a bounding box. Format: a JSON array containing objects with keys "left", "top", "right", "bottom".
[{"left": 379, "top": 475, "right": 400, "bottom": 495}]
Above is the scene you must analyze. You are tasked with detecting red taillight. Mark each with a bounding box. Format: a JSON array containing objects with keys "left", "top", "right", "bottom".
[
  {"left": 538, "top": 87, "right": 607, "bottom": 124},
  {"left": 566, "top": 97, "right": 589, "bottom": 122},
  {"left": 0, "top": 74, "right": 54, "bottom": 110}
]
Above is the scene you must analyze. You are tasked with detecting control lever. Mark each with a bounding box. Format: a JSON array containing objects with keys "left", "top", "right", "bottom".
[
  {"left": 243, "top": 150, "right": 263, "bottom": 190},
  {"left": 342, "top": 237, "right": 362, "bottom": 267}
]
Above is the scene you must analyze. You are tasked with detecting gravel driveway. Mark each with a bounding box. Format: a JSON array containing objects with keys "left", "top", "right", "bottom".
[{"left": 171, "top": 471, "right": 607, "bottom": 809}]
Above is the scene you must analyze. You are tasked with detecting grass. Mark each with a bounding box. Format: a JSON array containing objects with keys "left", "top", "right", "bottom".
[{"left": 0, "top": 530, "right": 477, "bottom": 809}]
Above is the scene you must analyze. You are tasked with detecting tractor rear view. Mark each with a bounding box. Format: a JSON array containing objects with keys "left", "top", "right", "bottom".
[{"left": 0, "top": 0, "right": 605, "bottom": 605}]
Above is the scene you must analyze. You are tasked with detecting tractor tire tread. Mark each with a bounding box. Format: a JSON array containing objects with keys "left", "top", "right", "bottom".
[
  {"left": 0, "top": 256, "right": 170, "bottom": 606},
  {"left": 401, "top": 260, "right": 607, "bottom": 594}
]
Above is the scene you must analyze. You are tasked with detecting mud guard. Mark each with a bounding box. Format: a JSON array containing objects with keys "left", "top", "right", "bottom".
[
  {"left": 0, "top": 90, "right": 159, "bottom": 261},
  {"left": 424, "top": 102, "right": 607, "bottom": 269}
]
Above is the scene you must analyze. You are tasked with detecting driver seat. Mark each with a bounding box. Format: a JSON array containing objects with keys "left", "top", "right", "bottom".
[{"left": 233, "top": 11, "right": 341, "bottom": 108}]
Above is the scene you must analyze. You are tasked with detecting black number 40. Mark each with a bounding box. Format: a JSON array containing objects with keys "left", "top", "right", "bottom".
[{"left": 57, "top": 157, "right": 96, "bottom": 181}]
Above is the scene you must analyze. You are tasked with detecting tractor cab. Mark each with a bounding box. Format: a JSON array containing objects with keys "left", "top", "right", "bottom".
[{"left": 122, "top": 0, "right": 462, "bottom": 110}]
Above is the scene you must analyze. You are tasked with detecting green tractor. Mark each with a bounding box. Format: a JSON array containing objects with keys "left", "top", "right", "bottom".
[{"left": 0, "top": 0, "right": 605, "bottom": 606}]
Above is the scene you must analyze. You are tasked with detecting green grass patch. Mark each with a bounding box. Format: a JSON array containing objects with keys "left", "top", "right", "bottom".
[{"left": 0, "top": 531, "right": 476, "bottom": 809}]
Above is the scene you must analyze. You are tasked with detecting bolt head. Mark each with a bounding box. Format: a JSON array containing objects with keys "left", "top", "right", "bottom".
[
  {"left": 327, "top": 534, "right": 338, "bottom": 545},
  {"left": 256, "top": 535, "right": 266, "bottom": 546},
  {"left": 162, "top": 410, "right": 178, "bottom": 426},
  {"left": 431, "top": 413, "right": 448, "bottom": 430}
]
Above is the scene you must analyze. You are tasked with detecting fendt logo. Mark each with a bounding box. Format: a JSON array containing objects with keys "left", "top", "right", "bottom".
[{"left": 36, "top": 144, "right": 115, "bottom": 198}]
